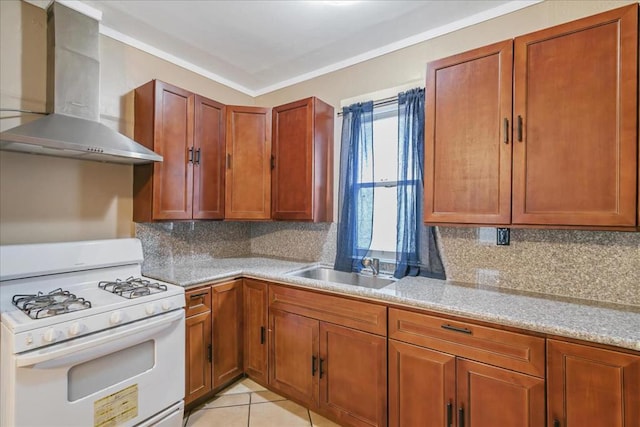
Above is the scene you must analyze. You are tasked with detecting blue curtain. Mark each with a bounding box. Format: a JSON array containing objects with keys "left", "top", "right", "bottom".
[
  {"left": 394, "top": 88, "right": 445, "bottom": 279},
  {"left": 334, "top": 102, "right": 374, "bottom": 272}
]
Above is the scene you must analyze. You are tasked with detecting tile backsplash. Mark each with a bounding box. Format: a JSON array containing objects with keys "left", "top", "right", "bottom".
[{"left": 136, "top": 221, "right": 640, "bottom": 306}]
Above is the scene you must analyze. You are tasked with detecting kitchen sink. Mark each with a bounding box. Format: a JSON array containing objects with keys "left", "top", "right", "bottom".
[{"left": 287, "top": 266, "right": 395, "bottom": 289}]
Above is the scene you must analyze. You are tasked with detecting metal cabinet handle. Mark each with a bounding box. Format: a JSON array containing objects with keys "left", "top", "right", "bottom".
[
  {"left": 188, "top": 147, "right": 194, "bottom": 163},
  {"left": 312, "top": 356, "right": 317, "bottom": 376},
  {"left": 195, "top": 148, "right": 201, "bottom": 165},
  {"left": 227, "top": 153, "right": 232, "bottom": 169},
  {"left": 270, "top": 155, "right": 275, "bottom": 170},
  {"left": 517, "top": 115, "right": 523, "bottom": 142},
  {"left": 441, "top": 324, "right": 472, "bottom": 335},
  {"left": 446, "top": 402, "right": 452, "bottom": 427},
  {"left": 319, "top": 358, "right": 325, "bottom": 379},
  {"left": 207, "top": 344, "right": 212, "bottom": 363},
  {"left": 260, "top": 326, "right": 265, "bottom": 345},
  {"left": 189, "top": 292, "right": 208, "bottom": 300},
  {"left": 503, "top": 118, "right": 509, "bottom": 144},
  {"left": 458, "top": 407, "right": 464, "bottom": 427},
  {"left": 553, "top": 419, "right": 560, "bottom": 427}
]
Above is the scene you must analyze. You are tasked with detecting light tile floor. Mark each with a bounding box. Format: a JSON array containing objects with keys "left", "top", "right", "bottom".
[{"left": 184, "top": 378, "right": 342, "bottom": 427}]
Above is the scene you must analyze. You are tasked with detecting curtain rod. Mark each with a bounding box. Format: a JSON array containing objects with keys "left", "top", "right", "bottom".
[{"left": 337, "top": 95, "right": 398, "bottom": 117}]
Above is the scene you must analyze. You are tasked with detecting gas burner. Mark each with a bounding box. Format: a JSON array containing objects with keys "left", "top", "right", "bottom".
[
  {"left": 98, "top": 277, "right": 168, "bottom": 299},
  {"left": 12, "top": 288, "right": 92, "bottom": 319}
]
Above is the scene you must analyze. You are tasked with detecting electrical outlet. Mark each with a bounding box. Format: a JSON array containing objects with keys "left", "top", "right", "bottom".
[
  {"left": 497, "top": 228, "right": 510, "bottom": 245},
  {"left": 478, "top": 227, "right": 495, "bottom": 245}
]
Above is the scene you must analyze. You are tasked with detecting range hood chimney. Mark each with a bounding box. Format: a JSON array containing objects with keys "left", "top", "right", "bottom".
[{"left": 0, "top": 2, "right": 162, "bottom": 164}]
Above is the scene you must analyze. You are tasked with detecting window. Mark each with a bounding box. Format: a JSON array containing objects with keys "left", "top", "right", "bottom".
[{"left": 357, "top": 104, "right": 398, "bottom": 260}]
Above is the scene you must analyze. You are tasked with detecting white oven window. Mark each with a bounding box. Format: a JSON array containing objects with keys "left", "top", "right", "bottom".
[{"left": 68, "top": 340, "right": 155, "bottom": 401}]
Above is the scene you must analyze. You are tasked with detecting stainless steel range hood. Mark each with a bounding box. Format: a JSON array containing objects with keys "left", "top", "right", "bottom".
[{"left": 0, "top": 2, "right": 162, "bottom": 165}]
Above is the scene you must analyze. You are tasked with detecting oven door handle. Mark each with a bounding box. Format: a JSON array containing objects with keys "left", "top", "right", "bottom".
[{"left": 15, "top": 310, "right": 184, "bottom": 369}]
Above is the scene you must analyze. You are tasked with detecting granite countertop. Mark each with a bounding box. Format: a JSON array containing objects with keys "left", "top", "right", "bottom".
[{"left": 143, "top": 257, "right": 640, "bottom": 352}]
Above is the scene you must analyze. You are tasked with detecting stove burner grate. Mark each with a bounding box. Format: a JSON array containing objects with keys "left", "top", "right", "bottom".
[
  {"left": 12, "top": 288, "right": 92, "bottom": 319},
  {"left": 98, "top": 277, "right": 168, "bottom": 299}
]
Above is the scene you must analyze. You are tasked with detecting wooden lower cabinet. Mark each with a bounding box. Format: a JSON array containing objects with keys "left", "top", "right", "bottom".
[
  {"left": 319, "top": 322, "right": 387, "bottom": 427},
  {"left": 243, "top": 279, "right": 269, "bottom": 384},
  {"left": 185, "top": 286, "right": 213, "bottom": 405},
  {"left": 269, "top": 309, "right": 320, "bottom": 407},
  {"left": 457, "top": 359, "right": 545, "bottom": 427},
  {"left": 389, "top": 339, "right": 544, "bottom": 427},
  {"left": 185, "top": 311, "right": 212, "bottom": 404},
  {"left": 389, "top": 340, "right": 455, "bottom": 427},
  {"left": 269, "top": 308, "right": 387, "bottom": 427},
  {"left": 547, "top": 339, "right": 640, "bottom": 427},
  {"left": 212, "top": 279, "right": 244, "bottom": 388},
  {"left": 185, "top": 281, "right": 243, "bottom": 405}
]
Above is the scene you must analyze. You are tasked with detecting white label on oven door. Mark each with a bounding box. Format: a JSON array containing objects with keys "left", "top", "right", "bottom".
[{"left": 94, "top": 383, "right": 139, "bottom": 427}]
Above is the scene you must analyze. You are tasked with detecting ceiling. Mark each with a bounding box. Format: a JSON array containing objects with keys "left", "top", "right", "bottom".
[{"left": 30, "top": 1, "right": 539, "bottom": 96}]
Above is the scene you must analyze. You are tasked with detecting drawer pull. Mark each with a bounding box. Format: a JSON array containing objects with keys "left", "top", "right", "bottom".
[
  {"left": 189, "top": 292, "right": 208, "bottom": 300},
  {"left": 441, "top": 324, "right": 472, "bottom": 335}
]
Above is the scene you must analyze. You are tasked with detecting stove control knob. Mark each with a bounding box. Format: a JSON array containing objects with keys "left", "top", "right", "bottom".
[
  {"left": 161, "top": 301, "right": 173, "bottom": 311},
  {"left": 145, "top": 304, "right": 157, "bottom": 315},
  {"left": 25, "top": 334, "right": 34, "bottom": 345},
  {"left": 109, "top": 311, "right": 123, "bottom": 325},
  {"left": 68, "top": 322, "right": 83, "bottom": 337},
  {"left": 43, "top": 328, "right": 57, "bottom": 343}
]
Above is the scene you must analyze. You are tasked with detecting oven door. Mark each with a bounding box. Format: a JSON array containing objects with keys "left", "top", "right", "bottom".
[{"left": 9, "top": 309, "right": 185, "bottom": 427}]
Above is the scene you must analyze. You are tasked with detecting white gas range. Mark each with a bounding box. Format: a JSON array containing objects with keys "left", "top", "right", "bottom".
[{"left": 0, "top": 238, "right": 185, "bottom": 427}]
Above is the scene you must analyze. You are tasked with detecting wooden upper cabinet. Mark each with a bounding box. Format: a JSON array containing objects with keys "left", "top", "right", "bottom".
[
  {"left": 134, "top": 80, "right": 194, "bottom": 221},
  {"left": 225, "top": 106, "right": 272, "bottom": 220},
  {"left": 547, "top": 339, "right": 640, "bottom": 427},
  {"left": 512, "top": 5, "right": 638, "bottom": 227},
  {"left": 133, "top": 80, "right": 225, "bottom": 221},
  {"left": 193, "top": 95, "right": 225, "bottom": 219},
  {"left": 424, "top": 40, "right": 513, "bottom": 225},
  {"left": 272, "top": 97, "right": 334, "bottom": 222}
]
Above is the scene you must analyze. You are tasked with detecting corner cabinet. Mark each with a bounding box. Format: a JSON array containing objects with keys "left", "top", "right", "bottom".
[
  {"left": 271, "top": 97, "right": 334, "bottom": 222},
  {"left": 268, "top": 285, "right": 388, "bottom": 427},
  {"left": 225, "top": 106, "right": 272, "bottom": 220},
  {"left": 212, "top": 280, "right": 243, "bottom": 388},
  {"left": 133, "top": 80, "right": 225, "bottom": 221},
  {"left": 424, "top": 4, "right": 639, "bottom": 230},
  {"left": 547, "top": 339, "right": 640, "bottom": 427}
]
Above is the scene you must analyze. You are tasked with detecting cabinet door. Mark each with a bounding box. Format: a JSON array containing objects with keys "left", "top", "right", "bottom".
[
  {"left": 272, "top": 97, "right": 333, "bottom": 222},
  {"left": 547, "top": 340, "right": 640, "bottom": 427},
  {"left": 193, "top": 95, "right": 225, "bottom": 219},
  {"left": 243, "top": 279, "right": 268, "bottom": 385},
  {"left": 225, "top": 106, "right": 272, "bottom": 219},
  {"left": 319, "top": 322, "right": 387, "bottom": 427},
  {"left": 388, "top": 339, "right": 455, "bottom": 427},
  {"left": 212, "top": 280, "right": 243, "bottom": 388},
  {"left": 457, "top": 358, "right": 545, "bottom": 427},
  {"left": 185, "top": 310, "right": 212, "bottom": 404},
  {"left": 269, "top": 309, "right": 319, "bottom": 408},
  {"left": 152, "top": 81, "right": 195, "bottom": 220},
  {"left": 424, "top": 40, "right": 513, "bottom": 225},
  {"left": 513, "top": 5, "right": 638, "bottom": 227}
]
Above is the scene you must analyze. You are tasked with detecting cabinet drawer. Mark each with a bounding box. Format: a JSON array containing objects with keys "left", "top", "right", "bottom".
[
  {"left": 389, "top": 308, "right": 545, "bottom": 377},
  {"left": 269, "top": 285, "right": 387, "bottom": 336},
  {"left": 185, "top": 286, "right": 212, "bottom": 317}
]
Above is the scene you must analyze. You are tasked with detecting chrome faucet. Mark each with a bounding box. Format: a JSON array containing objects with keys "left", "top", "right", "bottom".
[{"left": 361, "top": 257, "right": 380, "bottom": 276}]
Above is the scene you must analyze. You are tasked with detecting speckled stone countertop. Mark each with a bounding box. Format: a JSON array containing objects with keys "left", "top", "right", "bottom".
[{"left": 143, "top": 257, "right": 640, "bottom": 352}]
